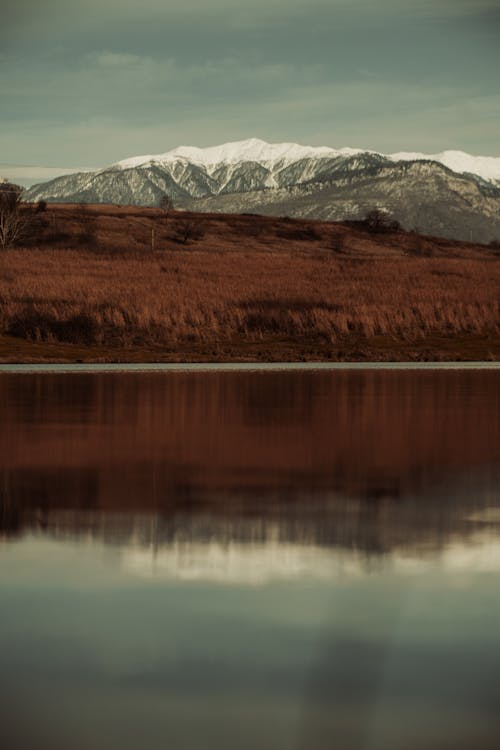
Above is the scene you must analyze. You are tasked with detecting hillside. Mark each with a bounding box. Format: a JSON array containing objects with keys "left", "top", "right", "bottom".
[
  {"left": 24, "top": 139, "right": 500, "bottom": 244},
  {"left": 1, "top": 204, "right": 499, "bottom": 363}
]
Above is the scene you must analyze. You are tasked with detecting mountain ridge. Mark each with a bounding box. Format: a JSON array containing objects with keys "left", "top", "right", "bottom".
[
  {"left": 108, "top": 138, "right": 500, "bottom": 184},
  {"left": 26, "top": 138, "right": 500, "bottom": 187},
  {"left": 24, "top": 139, "right": 500, "bottom": 243}
]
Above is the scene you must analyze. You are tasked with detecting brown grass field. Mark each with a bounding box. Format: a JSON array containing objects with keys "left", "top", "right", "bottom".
[{"left": 0, "top": 203, "right": 499, "bottom": 362}]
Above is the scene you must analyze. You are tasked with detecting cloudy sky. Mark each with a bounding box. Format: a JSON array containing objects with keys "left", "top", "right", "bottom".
[{"left": 1, "top": 0, "right": 499, "bottom": 178}]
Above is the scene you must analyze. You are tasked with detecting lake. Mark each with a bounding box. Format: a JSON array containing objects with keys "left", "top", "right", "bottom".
[{"left": 1, "top": 367, "right": 500, "bottom": 750}]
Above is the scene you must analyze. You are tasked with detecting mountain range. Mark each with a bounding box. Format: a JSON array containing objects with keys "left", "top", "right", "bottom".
[{"left": 24, "top": 138, "right": 500, "bottom": 243}]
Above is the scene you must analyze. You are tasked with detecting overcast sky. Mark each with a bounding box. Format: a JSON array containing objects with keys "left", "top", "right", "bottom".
[{"left": 1, "top": 0, "right": 499, "bottom": 173}]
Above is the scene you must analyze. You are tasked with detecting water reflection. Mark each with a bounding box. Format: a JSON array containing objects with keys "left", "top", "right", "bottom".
[
  {"left": 1, "top": 370, "right": 500, "bottom": 750},
  {"left": 1, "top": 370, "right": 500, "bottom": 553}
]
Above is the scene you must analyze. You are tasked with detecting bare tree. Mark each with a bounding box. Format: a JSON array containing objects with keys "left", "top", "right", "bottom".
[
  {"left": 365, "top": 208, "right": 400, "bottom": 234},
  {"left": 0, "top": 182, "right": 32, "bottom": 248},
  {"left": 174, "top": 215, "right": 205, "bottom": 245},
  {"left": 159, "top": 193, "right": 173, "bottom": 223}
]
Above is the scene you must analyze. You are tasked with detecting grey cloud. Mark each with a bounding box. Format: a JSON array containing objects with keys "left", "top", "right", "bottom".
[{"left": 0, "top": 0, "right": 498, "bottom": 166}]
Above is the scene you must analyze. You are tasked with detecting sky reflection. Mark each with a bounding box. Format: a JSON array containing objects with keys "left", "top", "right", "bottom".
[{"left": 1, "top": 370, "right": 500, "bottom": 749}]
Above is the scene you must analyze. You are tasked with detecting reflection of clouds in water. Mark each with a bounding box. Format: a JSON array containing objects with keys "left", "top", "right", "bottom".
[
  {"left": 437, "top": 532, "right": 500, "bottom": 573},
  {"left": 467, "top": 507, "right": 500, "bottom": 524},
  {"left": 396, "top": 532, "right": 500, "bottom": 575},
  {"left": 123, "top": 541, "right": 367, "bottom": 584},
  {"left": 121, "top": 531, "right": 500, "bottom": 584}
]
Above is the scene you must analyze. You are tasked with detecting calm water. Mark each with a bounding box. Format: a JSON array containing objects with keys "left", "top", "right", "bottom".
[{"left": 1, "top": 369, "right": 500, "bottom": 750}]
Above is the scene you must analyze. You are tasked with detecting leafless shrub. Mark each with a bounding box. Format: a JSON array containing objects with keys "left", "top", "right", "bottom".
[
  {"left": 0, "top": 182, "right": 33, "bottom": 249},
  {"left": 173, "top": 216, "right": 205, "bottom": 244},
  {"left": 365, "top": 208, "right": 401, "bottom": 234}
]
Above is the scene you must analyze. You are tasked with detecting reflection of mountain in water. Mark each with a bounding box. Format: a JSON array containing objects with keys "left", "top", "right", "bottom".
[
  {"left": 1, "top": 370, "right": 500, "bottom": 557},
  {"left": 3, "top": 471, "right": 500, "bottom": 556},
  {"left": 4, "top": 506, "right": 500, "bottom": 583}
]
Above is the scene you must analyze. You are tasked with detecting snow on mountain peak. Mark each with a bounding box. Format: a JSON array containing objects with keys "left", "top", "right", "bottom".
[
  {"left": 114, "top": 138, "right": 355, "bottom": 169},
  {"left": 110, "top": 138, "right": 500, "bottom": 184},
  {"left": 389, "top": 149, "right": 500, "bottom": 183}
]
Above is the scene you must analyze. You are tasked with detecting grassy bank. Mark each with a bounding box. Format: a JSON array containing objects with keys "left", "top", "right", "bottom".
[{"left": 1, "top": 205, "right": 499, "bottom": 362}]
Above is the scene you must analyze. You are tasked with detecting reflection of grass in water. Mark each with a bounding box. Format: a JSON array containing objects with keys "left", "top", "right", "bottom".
[{"left": 1, "top": 369, "right": 499, "bottom": 492}]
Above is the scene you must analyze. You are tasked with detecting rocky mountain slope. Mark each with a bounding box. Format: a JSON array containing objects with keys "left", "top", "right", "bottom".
[{"left": 25, "top": 138, "right": 500, "bottom": 242}]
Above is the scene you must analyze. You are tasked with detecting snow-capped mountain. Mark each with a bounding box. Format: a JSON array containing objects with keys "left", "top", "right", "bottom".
[
  {"left": 114, "top": 137, "right": 357, "bottom": 170},
  {"left": 389, "top": 149, "right": 500, "bottom": 185},
  {"left": 101, "top": 138, "right": 500, "bottom": 184},
  {"left": 103, "top": 138, "right": 500, "bottom": 186},
  {"left": 25, "top": 138, "right": 500, "bottom": 243}
]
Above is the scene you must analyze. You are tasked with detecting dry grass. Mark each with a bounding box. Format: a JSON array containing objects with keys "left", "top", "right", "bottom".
[{"left": 0, "top": 204, "right": 499, "bottom": 360}]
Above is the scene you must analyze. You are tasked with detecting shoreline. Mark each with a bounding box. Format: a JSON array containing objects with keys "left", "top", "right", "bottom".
[
  {"left": 1, "top": 332, "right": 499, "bottom": 368},
  {"left": 2, "top": 361, "right": 500, "bottom": 374}
]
